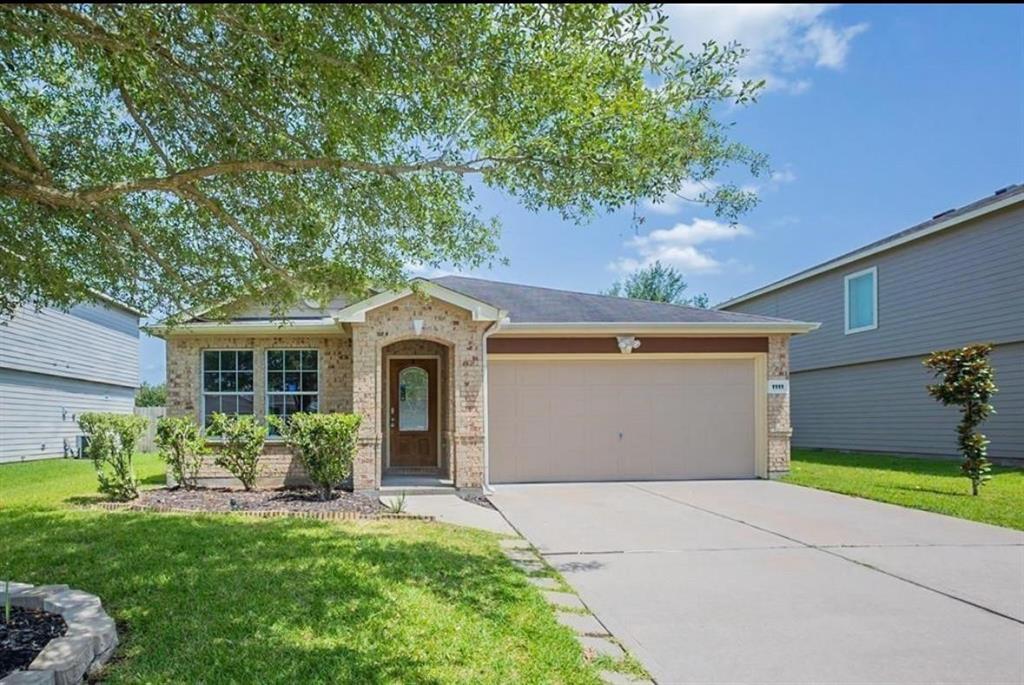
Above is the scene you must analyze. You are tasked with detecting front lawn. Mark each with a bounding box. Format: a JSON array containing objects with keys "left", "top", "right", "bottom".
[
  {"left": 1, "top": 458, "right": 605, "bottom": 683},
  {"left": 784, "top": 449, "right": 1024, "bottom": 531}
]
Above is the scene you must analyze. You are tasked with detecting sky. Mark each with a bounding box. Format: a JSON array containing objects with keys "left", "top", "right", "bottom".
[{"left": 139, "top": 4, "right": 1024, "bottom": 385}]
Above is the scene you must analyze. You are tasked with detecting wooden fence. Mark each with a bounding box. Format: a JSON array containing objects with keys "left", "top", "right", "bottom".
[{"left": 134, "top": 406, "right": 166, "bottom": 453}]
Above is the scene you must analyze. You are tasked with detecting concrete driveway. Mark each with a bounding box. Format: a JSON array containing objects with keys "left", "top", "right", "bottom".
[{"left": 490, "top": 481, "right": 1024, "bottom": 684}]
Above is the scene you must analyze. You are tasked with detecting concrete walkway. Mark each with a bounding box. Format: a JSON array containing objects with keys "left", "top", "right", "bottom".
[
  {"left": 382, "top": 494, "right": 516, "bottom": 535},
  {"left": 491, "top": 480, "right": 1024, "bottom": 684}
]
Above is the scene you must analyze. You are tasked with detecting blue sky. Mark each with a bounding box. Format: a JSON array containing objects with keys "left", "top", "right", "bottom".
[{"left": 139, "top": 4, "right": 1024, "bottom": 384}]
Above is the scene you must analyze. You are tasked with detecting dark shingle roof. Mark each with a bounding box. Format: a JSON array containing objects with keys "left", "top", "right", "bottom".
[{"left": 431, "top": 275, "right": 797, "bottom": 324}]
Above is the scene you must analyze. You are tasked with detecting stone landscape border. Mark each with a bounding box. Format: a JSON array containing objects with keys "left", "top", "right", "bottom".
[
  {"left": 87, "top": 501, "right": 434, "bottom": 522},
  {"left": 0, "top": 583, "right": 117, "bottom": 685},
  {"left": 498, "top": 538, "right": 654, "bottom": 685}
]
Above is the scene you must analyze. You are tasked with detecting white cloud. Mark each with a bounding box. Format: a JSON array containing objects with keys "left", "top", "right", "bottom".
[
  {"left": 662, "top": 5, "right": 868, "bottom": 94},
  {"left": 769, "top": 168, "right": 797, "bottom": 184},
  {"left": 611, "top": 218, "right": 752, "bottom": 274}
]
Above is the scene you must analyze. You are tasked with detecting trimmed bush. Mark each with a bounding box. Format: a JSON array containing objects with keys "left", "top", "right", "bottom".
[
  {"left": 78, "top": 412, "right": 147, "bottom": 500},
  {"left": 155, "top": 416, "right": 208, "bottom": 490},
  {"left": 270, "top": 413, "right": 361, "bottom": 499},
  {"left": 206, "top": 413, "right": 266, "bottom": 490}
]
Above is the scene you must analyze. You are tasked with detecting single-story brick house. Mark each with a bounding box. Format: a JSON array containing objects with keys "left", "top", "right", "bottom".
[{"left": 152, "top": 276, "right": 817, "bottom": 491}]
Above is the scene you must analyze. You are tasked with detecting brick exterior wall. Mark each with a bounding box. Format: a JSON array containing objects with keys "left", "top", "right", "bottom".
[
  {"left": 351, "top": 296, "right": 490, "bottom": 491},
  {"left": 767, "top": 334, "right": 792, "bottom": 475},
  {"left": 165, "top": 332, "right": 352, "bottom": 488}
]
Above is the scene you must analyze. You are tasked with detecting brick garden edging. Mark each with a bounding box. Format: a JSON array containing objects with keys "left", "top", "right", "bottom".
[
  {"left": 86, "top": 501, "right": 434, "bottom": 522},
  {"left": 0, "top": 583, "right": 117, "bottom": 685}
]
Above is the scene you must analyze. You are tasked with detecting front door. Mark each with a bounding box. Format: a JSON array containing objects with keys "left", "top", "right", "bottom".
[{"left": 388, "top": 358, "right": 439, "bottom": 469}]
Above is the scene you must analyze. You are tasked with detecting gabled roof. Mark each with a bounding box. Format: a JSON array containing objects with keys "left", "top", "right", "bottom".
[
  {"left": 335, "top": 279, "right": 505, "bottom": 322},
  {"left": 719, "top": 183, "right": 1024, "bottom": 309}
]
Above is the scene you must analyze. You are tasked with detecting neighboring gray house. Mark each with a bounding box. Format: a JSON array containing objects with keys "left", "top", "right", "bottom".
[
  {"left": 0, "top": 296, "right": 141, "bottom": 463},
  {"left": 720, "top": 184, "right": 1023, "bottom": 462}
]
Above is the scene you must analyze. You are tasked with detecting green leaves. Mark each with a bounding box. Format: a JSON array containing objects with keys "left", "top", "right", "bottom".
[
  {"left": 155, "top": 415, "right": 208, "bottom": 490},
  {"left": 924, "top": 344, "right": 998, "bottom": 495},
  {"left": 206, "top": 412, "right": 266, "bottom": 490},
  {"left": 605, "top": 260, "right": 709, "bottom": 308},
  {"left": 271, "top": 412, "right": 361, "bottom": 499},
  {"left": 78, "top": 411, "right": 148, "bottom": 500},
  {"left": 1, "top": 4, "right": 764, "bottom": 320}
]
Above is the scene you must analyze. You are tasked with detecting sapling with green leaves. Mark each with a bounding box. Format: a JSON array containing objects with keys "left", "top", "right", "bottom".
[
  {"left": 270, "top": 413, "right": 361, "bottom": 500},
  {"left": 206, "top": 413, "right": 266, "bottom": 491},
  {"left": 78, "top": 412, "right": 148, "bottom": 500},
  {"left": 155, "top": 416, "right": 208, "bottom": 490},
  {"left": 924, "top": 344, "right": 998, "bottom": 496}
]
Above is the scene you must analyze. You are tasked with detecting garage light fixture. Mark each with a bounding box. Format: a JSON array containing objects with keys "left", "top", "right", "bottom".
[{"left": 617, "top": 336, "right": 641, "bottom": 354}]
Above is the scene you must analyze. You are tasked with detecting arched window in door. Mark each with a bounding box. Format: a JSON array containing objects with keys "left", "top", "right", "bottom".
[{"left": 398, "top": 366, "right": 429, "bottom": 431}]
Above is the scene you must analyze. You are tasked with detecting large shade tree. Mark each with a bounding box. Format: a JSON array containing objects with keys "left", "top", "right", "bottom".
[{"left": 1, "top": 4, "right": 764, "bottom": 321}]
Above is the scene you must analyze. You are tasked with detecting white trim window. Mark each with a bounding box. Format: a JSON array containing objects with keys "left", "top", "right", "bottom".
[
  {"left": 266, "top": 349, "right": 319, "bottom": 434},
  {"left": 202, "top": 350, "right": 255, "bottom": 427},
  {"left": 844, "top": 266, "right": 878, "bottom": 334}
]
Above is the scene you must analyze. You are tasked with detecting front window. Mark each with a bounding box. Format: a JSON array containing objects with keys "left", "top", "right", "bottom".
[
  {"left": 266, "top": 349, "right": 319, "bottom": 434},
  {"left": 202, "top": 350, "right": 254, "bottom": 427},
  {"left": 845, "top": 267, "right": 878, "bottom": 334}
]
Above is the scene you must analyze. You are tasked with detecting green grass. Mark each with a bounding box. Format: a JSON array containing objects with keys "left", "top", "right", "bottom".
[
  {"left": 784, "top": 449, "right": 1024, "bottom": 531},
  {"left": 0, "top": 458, "right": 613, "bottom": 683}
]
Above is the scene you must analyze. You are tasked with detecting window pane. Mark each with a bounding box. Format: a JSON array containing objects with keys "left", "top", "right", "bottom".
[
  {"left": 285, "top": 372, "right": 301, "bottom": 392},
  {"left": 238, "top": 352, "right": 254, "bottom": 371},
  {"left": 220, "top": 350, "right": 237, "bottom": 371},
  {"left": 203, "top": 395, "right": 219, "bottom": 426},
  {"left": 301, "top": 350, "right": 318, "bottom": 370},
  {"left": 220, "top": 395, "right": 237, "bottom": 414},
  {"left": 268, "top": 395, "right": 284, "bottom": 415},
  {"left": 398, "top": 366, "right": 429, "bottom": 431},
  {"left": 237, "top": 395, "right": 254, "bottom": 416},
  {"left": 302, "top": 395, "right": 319, "bottom": 413},
  {"left": 220, "top": 372, "right": 237, "bottom": 392},
  {"left": 238, "top": 372, "right": 254, "bottom": 393},
  {"left": 284, "top": 395, "right": 301, "bottom": 414},
  {"left": 203, "top": 351, "right": 220, "bottom": 372},
  {"left": 302, "top": 371, "right": 318, "bottom": 392},
  {"left": 848, "top": 272, "right": 875, "bottom": 330},
  {"left": 268, "top": 372, "right": 283, "bottom": 392},
  {"left": 285, "top": 350, "right": 301, "bottom": 370},
  {"left": 268, "top": 351, "right": 284, "bottom": 371},
  {"left": 204, "top": 372, "right": 220, "bottom": 392}
]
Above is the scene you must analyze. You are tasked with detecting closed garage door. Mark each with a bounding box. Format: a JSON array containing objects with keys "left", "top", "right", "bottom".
[{"left": 488, "top": 358, "right": 758, "bottom": 483}]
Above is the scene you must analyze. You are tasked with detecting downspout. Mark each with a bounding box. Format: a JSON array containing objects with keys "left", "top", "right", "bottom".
[{"left": 481, "top": 314, "right": 507, "bottom": 494}]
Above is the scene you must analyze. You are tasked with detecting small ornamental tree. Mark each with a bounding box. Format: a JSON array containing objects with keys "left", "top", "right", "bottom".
[
  {"left": 155, "top": 416, "right": 208, "bottom": 490},
  {"left": 270, "top": 413, "right": 362, "bottom": 499},
  {"left": 206, "top": 413, "right": 266, "bottom": 491},
  {"left": 78, "top": 412, "right": 147, "bottom": 500},
  {"left": 924, "top": 344, "right": 998, "bottom": 496}
]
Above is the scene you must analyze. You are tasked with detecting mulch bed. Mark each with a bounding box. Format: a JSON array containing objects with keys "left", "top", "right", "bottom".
[
  {"left": 135, "top": 487, "right": 385, "bottom": 515},
  {"left": 0, "top": 607, "right": 67, "bottom": 678}
]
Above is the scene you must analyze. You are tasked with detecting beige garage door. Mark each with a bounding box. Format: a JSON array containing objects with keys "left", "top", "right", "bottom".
[{"left": 488, "top": 358, "right": 757, "bottom": 483}]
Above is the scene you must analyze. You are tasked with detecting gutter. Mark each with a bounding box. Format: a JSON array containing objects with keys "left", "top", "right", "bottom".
[
  {"left": 480, "top": 315, "right": 507, "bottom": 494},
  {"left": 144, "top": 318, "right": 342, "bottom": 338}
]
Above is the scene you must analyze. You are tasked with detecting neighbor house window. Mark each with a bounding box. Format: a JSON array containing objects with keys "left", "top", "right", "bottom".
[
  {"left": 844, "top": 266, "right": 878, "bottom": 334},
  {"left": 266, "top": 349, "right": 319, "bottom": 434},
  {"left": 202, "top": 350, "right": 255, "bottom": 427}
]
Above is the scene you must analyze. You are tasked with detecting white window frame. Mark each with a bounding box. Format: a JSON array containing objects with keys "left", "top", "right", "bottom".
[
  {"left": 201, "top": 348, "right": 256, "bottom": 427},
  {"left": 844, "top": 266, "right": 878, "bottom": 335},
  {"left": 264, "top": 348, "right": 321, "bottom": 434}
]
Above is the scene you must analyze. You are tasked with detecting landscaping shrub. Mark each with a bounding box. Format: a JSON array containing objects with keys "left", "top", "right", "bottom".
[
  {"left": 206, "top": 413, "right": 266, "bottom": 491},
  {"left": 155, "top": 416, "right": 208, "bottom": 490},
  {"left": 270, "top": 413, "right": 361, "bottom": 499},
  {"left": 78, "top": 412, "right": 147, "bottom": 500},
  {"left": 924, "top": 344, "right": 998, "bottom": 496}
]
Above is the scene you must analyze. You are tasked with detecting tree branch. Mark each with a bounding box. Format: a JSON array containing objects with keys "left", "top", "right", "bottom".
[{"left": 0, "top": 105, "right": 49, "bottom": 179}]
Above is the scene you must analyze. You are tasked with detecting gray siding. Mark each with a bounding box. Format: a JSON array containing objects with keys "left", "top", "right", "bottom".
[
  {"left": 725, "top": 202, "right": 1024, "bottom": 460},
  {"left": 792, "top": 342, "right": 1023, "bottom": 459},
  {"left": 0, "top": 368, "right": 135, "bottom": 463},
  {"left": 0, "top": 302, "right": 140, "bottom": 388},
  {"left": 728, "top": 203, "right": 1024, "bottom": 373}
]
